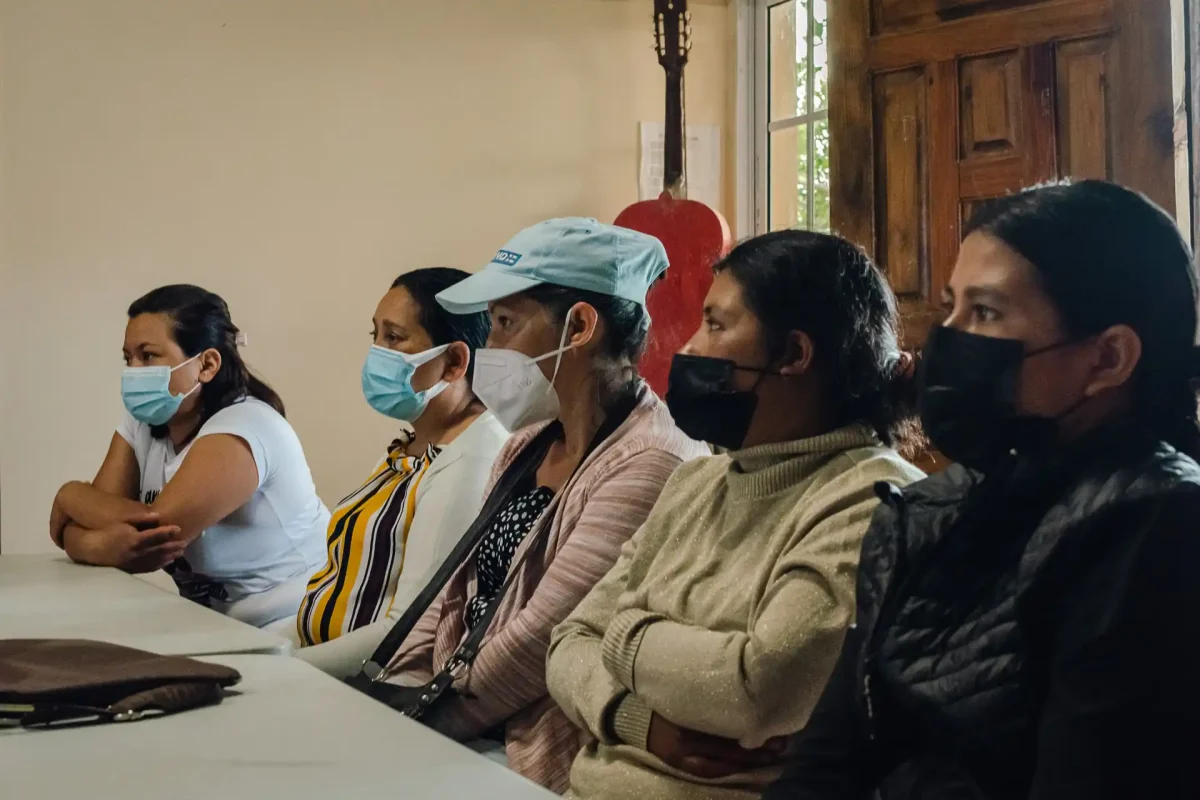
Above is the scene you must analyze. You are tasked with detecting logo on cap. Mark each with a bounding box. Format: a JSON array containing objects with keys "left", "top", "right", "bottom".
[{"left": 493, "top": 250, "right": 522, "bottom": 267}]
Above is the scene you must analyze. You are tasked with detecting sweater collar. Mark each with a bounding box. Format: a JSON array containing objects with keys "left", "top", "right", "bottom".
[{"left": 726, "top": 424, "right": 881, "bottom": 498}]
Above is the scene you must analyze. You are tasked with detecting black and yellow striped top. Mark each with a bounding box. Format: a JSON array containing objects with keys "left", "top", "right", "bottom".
[{"left": 297, "top": 442, "right": 440, "bottom": 646}]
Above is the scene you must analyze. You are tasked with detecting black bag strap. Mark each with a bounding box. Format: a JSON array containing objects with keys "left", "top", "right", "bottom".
[
  {"left": 360, "top": 423, "right": 558, "bottom": 678},
  {"left": 361, "top": 391, "right": 640, "bottom": 680}
]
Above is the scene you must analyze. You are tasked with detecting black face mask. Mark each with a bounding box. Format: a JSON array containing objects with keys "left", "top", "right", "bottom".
[
  {"left": 665, "top": 354, "right": 773, "bottom": 450},
  {"left": 918, "top": 326, "right": 1085, "bottom": 472}
]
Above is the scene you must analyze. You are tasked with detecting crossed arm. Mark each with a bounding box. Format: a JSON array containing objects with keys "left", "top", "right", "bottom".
[
  {"left": 50, "top": 431, "right": 259, "bottom": 573},
  {"left": 547, "top": 485, "right": 877, "bottom": 778}
]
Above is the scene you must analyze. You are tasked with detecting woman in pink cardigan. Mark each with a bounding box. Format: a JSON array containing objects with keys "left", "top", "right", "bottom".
[{"left": 369, "top": 218, "right": 707, "bottom": 791}]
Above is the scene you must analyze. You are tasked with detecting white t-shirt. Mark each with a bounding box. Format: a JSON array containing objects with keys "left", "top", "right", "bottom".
[{"left": 117, "top": 397, "right": 329, "bottom": 627}]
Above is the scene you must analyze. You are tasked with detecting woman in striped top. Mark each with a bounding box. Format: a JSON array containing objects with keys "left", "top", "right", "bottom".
[{"left": 293, "top": 268, "right": 510, "bottom": 677}]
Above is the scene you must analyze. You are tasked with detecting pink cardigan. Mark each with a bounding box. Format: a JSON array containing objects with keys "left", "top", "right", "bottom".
[{"left": 384, "top": 385, "right": 706, "bottom": 792}]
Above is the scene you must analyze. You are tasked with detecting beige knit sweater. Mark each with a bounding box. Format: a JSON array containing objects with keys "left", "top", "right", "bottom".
[{"left": 546, "top": 425, "right": 925, "bottom": 799}]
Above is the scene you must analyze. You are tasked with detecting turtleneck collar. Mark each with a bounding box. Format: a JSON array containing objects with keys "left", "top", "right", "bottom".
[{"left": 725, "top": 424, "right": 882, "bottom": 499}]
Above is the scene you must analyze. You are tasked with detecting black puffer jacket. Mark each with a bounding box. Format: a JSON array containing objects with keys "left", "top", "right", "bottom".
[{"left": 765, "top": 423, "right": 1200, "bottom": 799}]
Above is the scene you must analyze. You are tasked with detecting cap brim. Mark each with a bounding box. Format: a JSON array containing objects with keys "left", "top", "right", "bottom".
[{"left": 435, "top": 269, "right": 543, "bottom": 314}]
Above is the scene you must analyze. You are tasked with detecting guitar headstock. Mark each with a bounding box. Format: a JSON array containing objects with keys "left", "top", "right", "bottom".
[{"left": 653, "top": 0, "right": 691, "bottom": 75}]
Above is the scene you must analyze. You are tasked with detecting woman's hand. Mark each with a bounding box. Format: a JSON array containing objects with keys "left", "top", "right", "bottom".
[
  {"left": 50, "top": 482, "right": 161, "bottom": 548},
  {"left": 49, "top": 493, "right": 71, "bottom": 548},
  {"left": 64, "top": 522, "right": 187, "bottom": 573},
  {"left": 646, "top": 712, "right": 789, "bottom": 779}
]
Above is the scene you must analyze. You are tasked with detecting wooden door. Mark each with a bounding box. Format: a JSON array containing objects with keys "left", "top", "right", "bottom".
[{"left": 829, "top": 0, "right": 1178, "bottom": 347}]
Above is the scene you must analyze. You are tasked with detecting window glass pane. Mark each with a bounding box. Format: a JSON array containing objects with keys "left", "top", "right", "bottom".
[
  {"left": 769, "top": 124, "right": 808, "bottom": 231},
  {"left": 768, "top": 1, "right": 804, "bottom": 121},
  {"left": 812, "top": 118, "right": 830, "bottom": 231},
  {"left": 761, "top": 1, "right": 830, "bottom": 236},
  {"left": 813, "top": 0, "right": 828, "bottom": 112}
]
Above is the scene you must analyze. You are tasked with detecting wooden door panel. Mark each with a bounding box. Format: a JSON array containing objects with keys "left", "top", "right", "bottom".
[
  {"left": 872, "top": 0, "right": 1052, "bottom": 34},
  {"left": 1055, "top": 37, "right": 1113, "bottom": 180},
  {"left": 1109, "top": 0, "right": 1176, "bottom": 210},
  {"left": 959, "top": 46, "right": 1059, "bottom": 198},
  {"left": 873, "top": 68, "right": 929, "bottom": 304},
  {"left": 828, "top": 0, "right": 875, "bottom": 271},
  {"left": 927, "top": 60, "right": 960, "bottom": 341},
  {"left": 958, "top": 158, "right": 1029, "bottom": 198},
  {"left": 868, "top": 0, "right": 1112, "bottom": 71},
  {"left": 959, "top": 50, "right": 1024, "bottom": 160},
  {"left": 861, "top": 45, "right": 1059, "bottom": 346}
]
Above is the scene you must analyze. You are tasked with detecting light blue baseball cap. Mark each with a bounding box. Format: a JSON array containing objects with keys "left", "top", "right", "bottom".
[{"left": 435, "top": 217, "right": 669, "bottom": 315}]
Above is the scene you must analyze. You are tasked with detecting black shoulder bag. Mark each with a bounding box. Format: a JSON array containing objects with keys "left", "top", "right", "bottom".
[{"left": 346, "top": 394, "right": 637, "bottom": 724}]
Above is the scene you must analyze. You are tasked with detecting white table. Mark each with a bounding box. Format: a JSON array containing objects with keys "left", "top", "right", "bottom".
[
  {"left": 0, "top": 654, "right": 555, "bottom": 799},
  {"left": 0, "top": 554, "right": 288, "bottom": 656}
]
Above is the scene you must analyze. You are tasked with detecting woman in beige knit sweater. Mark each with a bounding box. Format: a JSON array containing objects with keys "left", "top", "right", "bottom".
[{"left": 547, "top": 230, "right": 926, "bottom": 799}]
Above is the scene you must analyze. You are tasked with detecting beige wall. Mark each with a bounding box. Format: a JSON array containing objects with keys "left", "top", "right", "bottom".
[{"left": 0, "top": 0, "right": 735, "bottom": 552}]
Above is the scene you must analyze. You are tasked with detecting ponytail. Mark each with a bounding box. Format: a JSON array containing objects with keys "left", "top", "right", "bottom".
[
  {"left": 848, "top": 350, "right": 925, "bottom": 460},
  {"left": 127, "top": 285, "right": 285, "bottom": 431}
]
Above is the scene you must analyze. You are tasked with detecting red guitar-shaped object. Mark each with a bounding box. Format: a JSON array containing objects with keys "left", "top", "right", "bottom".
[{"left": 616, "top": 0, "right": 732, "bottom": 395}]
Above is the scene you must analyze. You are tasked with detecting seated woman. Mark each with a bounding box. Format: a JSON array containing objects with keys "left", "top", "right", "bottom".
[
  {"left": 765, "top": 181, "right": 1200, "bottom": 799},
  {"left": 49, "top": 284, "right": 329, "bottom": 629},
  {"left": 547, "top": 230, "right": 926, "bottom": 799},
  {"left": 293, "top": 268, "right": 509, "bottom": 676},
  {"left": 368, "top": 218, "right": 707, "bottom": 792}
]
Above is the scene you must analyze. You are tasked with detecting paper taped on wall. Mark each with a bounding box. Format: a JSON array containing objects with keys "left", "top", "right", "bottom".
[{"left": 639, "top": 122, "right": 722, "bottom": 211}]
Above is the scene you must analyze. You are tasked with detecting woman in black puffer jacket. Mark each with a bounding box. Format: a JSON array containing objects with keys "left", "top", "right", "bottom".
[{"left": 765, "top": 180, "right": 1200, "bottom": 800}]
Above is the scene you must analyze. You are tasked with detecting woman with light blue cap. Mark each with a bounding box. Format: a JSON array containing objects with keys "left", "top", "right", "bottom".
[
  {"left": 349, "top": 218, "right": 708, "bottom": 792},
  {"left": 292, "top": 268, "right": 510, "bottom": 677}
]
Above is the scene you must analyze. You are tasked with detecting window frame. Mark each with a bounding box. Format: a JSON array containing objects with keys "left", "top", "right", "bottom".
[{"left": 748, "top": 0, "right": 830, "bottom": 235}]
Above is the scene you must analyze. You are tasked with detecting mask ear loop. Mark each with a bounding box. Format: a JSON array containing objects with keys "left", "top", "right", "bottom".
[
  {"left": 401, "top": 343, "right": 452, "bottom": 368},
  {"left": 168, "top": 353, "right": 202, "bottom": 374},
  {"left": 536, "top": 308, "right": 577, "bottom": 396},
  {"left": 401, "top": 343, "right": 454, "bottom": 400},
  {"left": 734, "top": 355, "right": 784, "bottom": 392},
  {"left": 177, "top": 382, "right": 203, "bottom": 403},
  {"left": 748, "top": 369, "right": 772, "bottom": 393},
  {"left": 418, "top": 345, "right": 454, "bottom": 404},
  {"left": 169, "top": 353, "right": 205, "bottom": 400},
  {"left": 1024, "top": 336, "right": 1096, "bottom": 423}
]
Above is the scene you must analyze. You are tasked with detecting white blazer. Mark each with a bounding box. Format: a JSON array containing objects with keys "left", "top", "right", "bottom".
[{"left": 294, "top": 411, "right": 511, "bottom": 676}]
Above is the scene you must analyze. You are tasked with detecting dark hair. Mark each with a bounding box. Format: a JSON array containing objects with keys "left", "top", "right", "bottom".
[
  {"left": 521, "top": 283, "right": 652, "bottom": 406},
  {"left": 715, "top": 230, "right": 921, "bottom": 453},
  {"left": 128, "top": 285, "right": 284, "bottom": 436},
  {"left": 965, "top": 179, "right": 1200, "bottom": 458},
  {"left": 390, "top": 268, "right": 490, "bottom": 382}
]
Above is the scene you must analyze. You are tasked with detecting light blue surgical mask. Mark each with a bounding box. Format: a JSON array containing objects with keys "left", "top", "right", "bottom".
[
  {"left": 361, "top": 344, "right": 450, "bottom": 421},
  {"left": 121, "top": 355, "right": 202, "bottom": 426}
]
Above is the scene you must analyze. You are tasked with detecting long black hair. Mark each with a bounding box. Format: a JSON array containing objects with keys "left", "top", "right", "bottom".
[
  {"left": 128, "top": 285, "right": 284, "bottom": 435},
  {"left": 390, "top": 268, "right": 490, "bottom": 382},
  {"left": 965, "top": 179, "right": 1200, "bottom": 458},
  {"left": 714, "top": 230, "right": 921, "bottom": 453}
]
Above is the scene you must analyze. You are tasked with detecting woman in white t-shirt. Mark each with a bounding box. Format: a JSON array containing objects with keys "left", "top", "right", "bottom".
[{"left": 49, "top": 284, "right": 329, "bottom": 629}]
